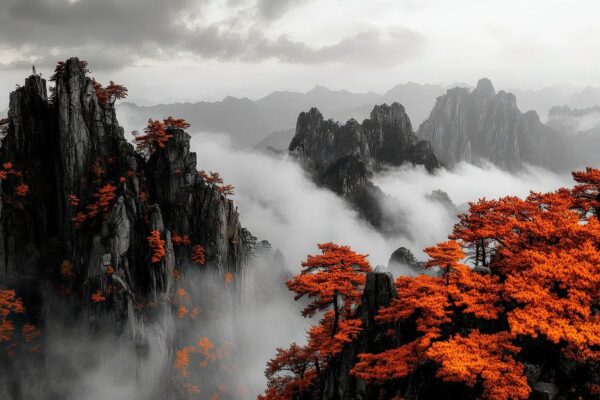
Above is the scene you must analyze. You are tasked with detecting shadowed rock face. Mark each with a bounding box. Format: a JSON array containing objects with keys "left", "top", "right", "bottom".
[
  {"left": 0, "top": 58, "right": 250, "bottom": 397},
  {"left": 289, "top": 103, "right": 439, "bottom": 231},
  {"left": 317, "top": 272, "right": 397, "bottom": 400},
  {"left": 418, "top": 78, "right": 552, "bottom": 171},
  {"left": 387, "top": 247, "right": 425, "bottom": 274}
]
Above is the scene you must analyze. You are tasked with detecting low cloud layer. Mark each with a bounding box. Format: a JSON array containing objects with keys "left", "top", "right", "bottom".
[{"left": 189, "top": 132, "right": 571, "bottom": 269}]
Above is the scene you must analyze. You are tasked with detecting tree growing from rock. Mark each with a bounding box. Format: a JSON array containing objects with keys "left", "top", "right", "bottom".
[
  {"left": 134, "top": 117, "right": 190, "bottom": 156},
  {"left": 351, "top": 170, "right": 600, "bottom": 400},
  {"left": 262, "top": 169, "right": 600, "bottom": 400},
  {"left": 259, "top": 243, "right": 372, "bottom": 399}
]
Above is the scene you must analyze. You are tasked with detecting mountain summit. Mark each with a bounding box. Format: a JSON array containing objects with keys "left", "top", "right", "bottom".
[
  {"left": 418, "top": 78, "right": 552, "bottom": 170},
  {"left": 289, "top": 103, "right": 438, "bottom": 231}
]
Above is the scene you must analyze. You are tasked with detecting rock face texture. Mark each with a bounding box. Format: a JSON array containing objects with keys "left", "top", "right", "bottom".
[
  {"left": 289, "top": 103, "right": 439, "bottom": 231},
  {"left": 387, "top": 247, "right": 425, "bottom": 275},
  {"left": 418, "top": 78, "right": 552, "bottom": 170},
  {"left": 311, "top": 272, "right": 397, "bottom": 400},
  {"left": 0, "top": 59, "right": 249, "bottom": 398}
]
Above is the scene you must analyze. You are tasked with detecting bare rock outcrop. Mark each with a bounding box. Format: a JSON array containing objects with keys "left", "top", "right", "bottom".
[
  {"left": 289, "top": 103, "right": 439, "bottom": 231},
  {"left": 418, "top": 78, "right": 553, "bottom": 170},
  {"left": 0, "top": 58, "right": 250, "bottom": 398}
]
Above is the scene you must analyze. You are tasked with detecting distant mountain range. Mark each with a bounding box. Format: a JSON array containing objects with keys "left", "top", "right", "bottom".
[
  {"left": 117, "top": 82, "right": 600, "bottom": 151},
  {"left": 117, "top": 83, "right": 457, "bottom": 149}
]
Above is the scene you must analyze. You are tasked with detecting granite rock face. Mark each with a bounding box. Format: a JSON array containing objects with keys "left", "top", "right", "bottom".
[
  {"left": 387, "top": 247, "right": 425, "bottom": 275},
  {"left": 418, "top": 78, "right": 552, "bottom": 170},
  {"left": 317, "top": 272, "right": 397, "bottom": 400},
  {"left": 289, "top": 103, "right": 439, "bottom": 231},
  {"left": 0, "top": 58, "right": 250, "bottom": 398}
]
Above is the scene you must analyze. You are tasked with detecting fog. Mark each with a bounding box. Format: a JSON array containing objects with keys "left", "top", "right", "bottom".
[
  {"left": 549, "top": 111, "right": 600, "bottom": 135},
  {"left": 2, "top": 131, "right": 572, "bottom": 400},
  {"left": 190, "top": 132, "right": 570, "bottom": 265}
]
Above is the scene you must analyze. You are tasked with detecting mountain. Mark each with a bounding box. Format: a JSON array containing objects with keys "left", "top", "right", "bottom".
[
  {"left": 119, "top": 84, "right": 456, "bottom": 151},
  {"left": 0, "top": 58, "right": 252, "bottom": 398},
  {"left": 544, "top": 105, "right": 600, "bottom": 171},
  {"left": 119, "top": 81, "right": 600, "bottom": 153},
  {"left": 254, "top": 128, "right": 295, "bottom": 152},
  {"left": 289, "top": 103, "right": 438, "bottom": 231},
  {"left": 417, "top": 78, "right": 556, "bottom": 170},
  {"left": 547, "top": 105, "right": 600, "bottom": 135},
  {"left": 382, "top": 82, "right": 463, "bottom": 127}
]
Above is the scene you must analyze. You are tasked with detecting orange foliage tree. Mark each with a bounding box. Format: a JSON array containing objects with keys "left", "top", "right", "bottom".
[
  {"left": 91, "top": 79, "right": 128, "bottom": 109},
  {"left": 259, "top": 243, "right": 372, "bottom": 399},
  {"left": 191, "top": 245, "right": 206, "bottom": 266},
  {"left": 199, "top": 170, "right": 235, "bottom": 197},
  {"left": 0, "top": 290, "right": 25, "bottom": 343},
  {"left": 71, "top": 183, "right": 118, "bottom": 226},
  {"left": 0, "top": 161, "right": 29, "bottom": 200},
  {"left": 349, "top": 169, "right": 600, "bottom": 400},
  {"left": 1, "top": 289, "right": 41, "bottom": 354},
  {"left": 147, "top": 230, "right": 166, "bottom": 263},
  {"left": 49, "top": 59, "right": 89, "bottom": 82},
  {"left": 173, "top": 336, "right": 234, "bottom": 399},
  {"left": 134, "top": 116, "right": 190, "bottom": 155}
]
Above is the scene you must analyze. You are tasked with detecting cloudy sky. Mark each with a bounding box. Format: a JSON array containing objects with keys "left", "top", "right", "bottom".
[{"left": 0, "top": 0, "right": 599, "bottom": 107}]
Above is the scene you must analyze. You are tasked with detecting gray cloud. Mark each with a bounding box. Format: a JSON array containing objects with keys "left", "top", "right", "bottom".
[
  {"left": 0, "top": 0, "right": 424, "bottom": 71},
  {"left": 255, "top": 28, "right": 425, "bottom": 65},
  {"left": 256, "top": 0, "right": 307, "bottom": 21}
]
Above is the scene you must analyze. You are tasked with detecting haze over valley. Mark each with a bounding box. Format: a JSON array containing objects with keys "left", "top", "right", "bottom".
[{"left": 0, "top": 1, "right": 599, "bottom": 400}]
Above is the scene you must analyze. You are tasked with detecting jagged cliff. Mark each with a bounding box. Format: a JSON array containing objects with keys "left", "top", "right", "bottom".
[
  {"left": 418, "top": 78, "right": 552, "bottom": 170},
  {"left": 312, "top": 272, "right": 397, "bottom": 400},
  {"left": 0, "top": 58, "right": 250, "bottom": 399},
  {"left": 289, "top": 103, "right": 439, "bottom": 231}
]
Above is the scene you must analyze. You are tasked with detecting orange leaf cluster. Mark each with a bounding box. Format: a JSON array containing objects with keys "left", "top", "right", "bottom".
[
  {"left": 199, "top": 170, "right": 235, "bottom": 197},
  {"left": 14, "top": 184, "right": 29, "bottom": 197},
  {"left": 68, "top": 194, "right": 80, "bottom": 206},
  {"left": 191, "top": 245, "right": 206, "bottom": 265},
  {"left": 163, "top": 116, "right": 191, "bottom": 130},
  {"left": 350, "top": 170, "right": 600, "bottom": 399},
  {"left": 427, "top": 331, "right": 530, "bottom": 400},
  {"left": 263, "top": 168, "right": 600, "bottom": 400},
  {"left": 134, "top": 117, "right": 189, "bottom": 155},
  {"left": 21, "top": 323, "right": 41, "bottom": 342},
  {"left": 90, "top": 290, "right": 107, "bottom": 303},
  {"left": 172, "top": 233, "right": 191, "bottom": 246},
  {"left": 49, "top": 59, "right": 89, "bottom": 82},
  {"left": 70, "top": 183, "right": 117, "bottom": 226},
  {"left": 260, "top": 243, "right": 372, "bottom": 399},
  {"left": 0, "top": 161, "right": 28, "bottom": 198},
  {"left": 0, "top": 290, "right": 25, "bottom": 343},
  {"left": 173, "top": 336, "right": 227, "bottom": 377},
  {"left": 199, "top": 170, "right": 224, "bottom": 185},
  {"left": 173, "top": 287, "right": 199, "bottom": 320},
  {"left": 91, "top": 79, "right": 128, "bottom": 108},
  {"left": 147, "top": 230, "right": 166, "bottom": 263}
]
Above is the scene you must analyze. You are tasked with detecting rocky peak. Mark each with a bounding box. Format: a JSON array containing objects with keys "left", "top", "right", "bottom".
[
  {"left": 320, "top": 272, "right": 396, "bottom": 399},
  {"left": 388, "top": 247, "right": 424, "bottom": 273},
  {"left": 369, "top": 102, "right": 412, "bottom": 131},
  {"left": 418, "top": 78, "right": 551, "bottom": 170},
  {"left": 289, "top": 104, "right": 439, "bottom": 231},
  {"left": 472, "top": 77, "right": 495, "bottom": 99},
  {"left": 0, "top": 58, "right": 250, "bottom": 396}
]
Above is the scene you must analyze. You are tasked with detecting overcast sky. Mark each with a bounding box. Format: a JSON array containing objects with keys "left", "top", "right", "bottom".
[{"left": 0, "top": 0, "right": 599, "bottom": 107}]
